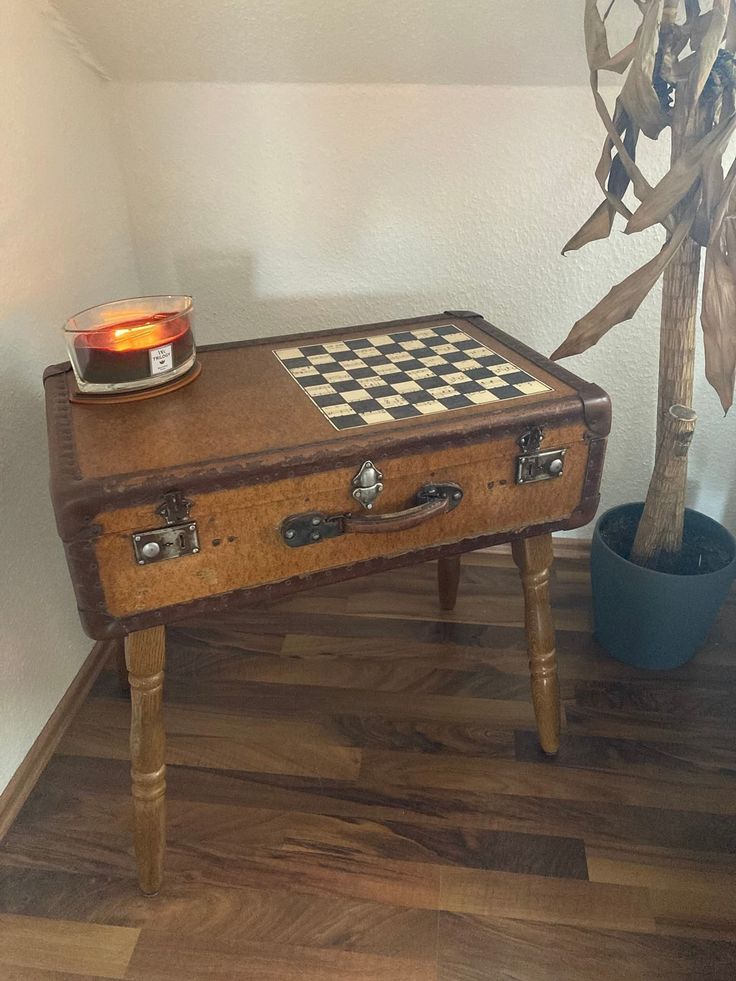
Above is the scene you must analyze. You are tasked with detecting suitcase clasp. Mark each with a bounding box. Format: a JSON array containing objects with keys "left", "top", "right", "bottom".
[
  {"left": 516, "top": 427, "right": 566, "bottom": 484},
  {"left": 156, "top": 490, "right": 194, "bottom": 525},
  {"left": 351, "top": 460, "right": 384, "bottom": 510},
  {"left": 131, "top": 490, "right": 200, "bottom": 565}
]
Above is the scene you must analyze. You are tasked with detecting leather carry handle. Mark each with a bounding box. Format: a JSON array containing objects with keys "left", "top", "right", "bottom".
[
  {"left": 281, "top": 482, "right": 463, "bottom": 548},
  {"left": 343, "top": 495, "right": 450, "bottom": 534}
]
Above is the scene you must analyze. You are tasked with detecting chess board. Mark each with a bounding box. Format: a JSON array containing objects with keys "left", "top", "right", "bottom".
[{"left": 274, "top": 324, "right": 552, "bottom": 430}]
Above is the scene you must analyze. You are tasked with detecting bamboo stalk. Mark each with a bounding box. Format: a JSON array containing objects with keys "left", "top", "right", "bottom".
[
  {"left": 639, "top": 66, "right": 709, "bottom": 570},
  {"left": 631, "top": 404, "right": 697, "bottom": 569},
  {"left": 662, "top": 0, "right": 680, "bottom": 26},
  {"left": 655, "top": 101, "right": 705, "bottom": 450},
  {"left": 655, "top": 235, "right": 700, "bottom": 449}
]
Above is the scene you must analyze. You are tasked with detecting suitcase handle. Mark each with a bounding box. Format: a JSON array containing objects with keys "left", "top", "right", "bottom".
[
  {"left": 281, "top": 482, "right": 463, "bottom": 547},
  {"left": 344, "top": 495, "right": 451, "bottom": 534}
]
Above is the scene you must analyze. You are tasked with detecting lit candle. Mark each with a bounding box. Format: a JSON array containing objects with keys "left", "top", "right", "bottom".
[{"left": 65, "top": 297, "right": 196, "bottom": 394}]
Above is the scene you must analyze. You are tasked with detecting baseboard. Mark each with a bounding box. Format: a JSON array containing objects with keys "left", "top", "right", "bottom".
[
  {"left": 482, "top": 537, "right": 592, "bottom": 562},
  {"left": 0, "top": 639, "right": 115, "bottom": 841}
]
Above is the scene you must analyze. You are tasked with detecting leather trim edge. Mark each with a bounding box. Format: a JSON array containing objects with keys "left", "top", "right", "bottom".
[{"left": 461, "top": 315, "right": 612, "bottom": 437}]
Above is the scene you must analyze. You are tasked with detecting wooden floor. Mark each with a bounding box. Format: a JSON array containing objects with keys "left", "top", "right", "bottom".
[{"left": 1, "top": 551, "right": 735, "bottom": 980}]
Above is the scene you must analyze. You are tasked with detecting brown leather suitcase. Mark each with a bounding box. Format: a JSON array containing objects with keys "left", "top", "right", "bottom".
[
  {"left": 44, "top": 309, "right": 611, "bottom": 895},
  {"left": 44, "top": 310, "right": 610, "bottom": 640}
]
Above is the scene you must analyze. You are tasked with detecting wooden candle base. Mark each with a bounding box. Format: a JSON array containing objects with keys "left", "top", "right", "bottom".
[{"left": 69, "top": 361, "right": 202, "bottom": 405}]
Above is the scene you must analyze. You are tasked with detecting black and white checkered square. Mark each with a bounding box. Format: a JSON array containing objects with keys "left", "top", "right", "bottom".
[{"left": 274, "top": 324, "right": 552, "bottom": 430}]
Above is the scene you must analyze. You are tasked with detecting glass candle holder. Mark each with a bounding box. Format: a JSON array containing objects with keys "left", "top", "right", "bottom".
[{"left": 64, "top": 295, "right": 196, "bottom": 394}]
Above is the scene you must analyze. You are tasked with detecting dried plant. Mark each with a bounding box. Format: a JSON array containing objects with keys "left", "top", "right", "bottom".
[{"left": 554, "top": 0, "right": 736, "bottom": 570}]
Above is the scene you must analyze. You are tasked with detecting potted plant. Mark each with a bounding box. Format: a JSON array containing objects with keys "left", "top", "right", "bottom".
[{"left": 553, "top": 0, "right": 736, "bottom": 668}]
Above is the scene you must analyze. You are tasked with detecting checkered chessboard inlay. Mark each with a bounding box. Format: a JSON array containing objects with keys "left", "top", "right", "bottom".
[{"left": 274, "top": 324, "right": 552, "bottom": 430}]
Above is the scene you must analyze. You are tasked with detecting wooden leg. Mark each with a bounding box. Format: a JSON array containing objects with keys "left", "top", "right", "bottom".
[
  {"left": 125, "top": 626, "right": 166, "bottom": 895},
  {"left": 114, "top": 639, "right": 130, "bottom": 696},
  {"left": 437, "top": 555, "right": 461, "bottom": 611},
  {"left": 511, "top": 534, "right": 561, "bottom": 755}
]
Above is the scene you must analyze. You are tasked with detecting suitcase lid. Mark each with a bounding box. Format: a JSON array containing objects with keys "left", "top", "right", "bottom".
[{"left": 44, "top": 311, "right": 610, "bottom": 540}]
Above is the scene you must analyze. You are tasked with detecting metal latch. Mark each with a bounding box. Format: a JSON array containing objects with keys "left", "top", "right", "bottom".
[
  {"left": 516, "top": 427, "right": 566, "bottom": 484},
  {"left": 351, "top": 460, "right": 384, "bottom": 509},
  {"left": 132, "top": 522, "right": 200, "bottom": 565},
  {"left": 132, "top": 490, "right": 200, "bottom": 565}
]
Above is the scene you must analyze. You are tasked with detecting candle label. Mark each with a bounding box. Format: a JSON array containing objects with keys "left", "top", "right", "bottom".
[{"left": 149, "top": 344, "right": 174, "bottom": 376}]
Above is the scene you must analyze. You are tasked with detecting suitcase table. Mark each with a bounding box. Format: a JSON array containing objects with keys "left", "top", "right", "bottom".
[{"left": 44, "top": 310, "right": 610, "bottom": 894}]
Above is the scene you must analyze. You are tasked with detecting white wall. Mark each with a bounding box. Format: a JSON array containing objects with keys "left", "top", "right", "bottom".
[
  {"left": 0, "top": 0, "right": 139, "bottom": 794},
  {"left": 51, "top": 0, "right": 589, "bottom": 86},
  {"left": 112, "top": 81, "right": 736, "bottom": 535}
]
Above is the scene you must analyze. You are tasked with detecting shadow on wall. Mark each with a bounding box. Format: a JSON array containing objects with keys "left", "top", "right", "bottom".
[
  {"left": 0, "top": 363, "right": 49, "bottom": 495},
  {"left": 0, "top": 336, "right": 82, "bottom": 679},
  {"left": 727, "top": 480, "right": 736, "bottom": 537},
  {"left": 171, "top": 250, "right": 484, "bottom": 344},
  {"left": 691, "top": 459, "right": 736, "bottom": 534}
]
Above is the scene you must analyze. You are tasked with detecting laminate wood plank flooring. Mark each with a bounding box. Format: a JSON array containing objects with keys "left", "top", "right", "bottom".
[
  {"left": 0, "top": 912, "right": 139, "bottom": 978},
  {"left": 1, "top": 551, "right": 734, "bottom": 979}
]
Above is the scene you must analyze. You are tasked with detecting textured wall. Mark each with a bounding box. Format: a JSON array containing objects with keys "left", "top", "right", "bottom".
[
  {"left": 53, "top": 0, "right": 588, "bottom": 85},
  {"left": 113, "top": 81, "right": 736, "bottom": 535},
  {"left": 0, "top": 1, "right": 139, "bottom": 794}
]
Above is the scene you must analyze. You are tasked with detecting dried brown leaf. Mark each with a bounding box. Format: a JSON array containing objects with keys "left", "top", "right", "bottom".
[
  {"left": 727, "top": 0, "right": 736, "bottom": 51},
  {"left": 594, "top": 107, "right": 639, "bottom": 217},
  {"left": 692, "top": 152, "right": 725, "bottom": 245},
  {"left": 601, "top": 36, "right": 641, "bottom": 72},
  {"left": 591, "top": 77, "right": 654, "bottom": 203},
  {"left": 621, "top": 0, "right": 671, "bottom": 138},
  {"left": 685, "top": 0, "right": 728, "bottom": 109},
  {"left": 563, "top": 109, "right": 638, "bottom": 254},
  {"left": 724, "top": 84, "right": 736, "bottom": 120},
  {"left": 552, "top": 206, "right": 695, "bottom": 360},
  {"left": 701, "top": 158, "right": 736, "bottom": 411},
  {"left": 689, "top": 10, "right": 714, "bottom": 50},
  {"left": 702, "top": 234, "right": 736, "bottom": 413},
  {"left": 562, "top": 201, "right": 616, "bottom": 253},
  {"left": 607, "top": 110, "right": 640, "bottom": 199},
  {"left": 585, "top": 0, "right": 612, "bottom": 69},
  {"left": 661, "top": 49, "right": 697, "bottom": 83},
  {"left": 710, "top": 151, "right": 736, "bottom": 228},
  {"left": 585, "top": 0, "right": 640, "bottom": 73},
  {"left": 626, "top": 110, "right": 736, "bottom": 233}
]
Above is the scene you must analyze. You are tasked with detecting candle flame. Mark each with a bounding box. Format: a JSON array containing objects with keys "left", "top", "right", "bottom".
[
  {"left": 77, "top": 312, "right": 190, "bottom": 352},
  {"left": 113, "top": 324, "right": 153, "bottom": 340}
]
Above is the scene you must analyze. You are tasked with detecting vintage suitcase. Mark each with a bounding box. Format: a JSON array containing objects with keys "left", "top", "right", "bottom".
[
  {"left": 45, "top": 310, "right": 610, "bottom": 639},
  {"left": 44, "top": 309, "right": 610, "bottom": 895}
]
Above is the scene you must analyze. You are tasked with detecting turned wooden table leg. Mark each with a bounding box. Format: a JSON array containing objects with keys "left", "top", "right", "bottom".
[
  {"left": 114, "top": 639, "right": 130, "bottom": 696},
  {"left": 124, "top": 625, "right": 166, "bottom": 895},
  {"left": 437, "top": 555, "right": 461, "bottom": 611},
  {"left": 511, "top": 534, "right": 561, "bottom": 755}
]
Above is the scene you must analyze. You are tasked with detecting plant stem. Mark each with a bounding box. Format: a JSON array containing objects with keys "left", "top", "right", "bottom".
[
  {"left": 631, "top": 404, "right": 697, "bottom": 568},
  {"left": 633, "top": 90, "right": 706, "bottom": 569},
  {"left": 655, "top": 106, "right": 703, "bottom": 448},
  {"left": 655, "top": 235, "right": 700, "bottom": 449},
  {"left": 662, "top": 0, "right": 680, "bottom": 26}
]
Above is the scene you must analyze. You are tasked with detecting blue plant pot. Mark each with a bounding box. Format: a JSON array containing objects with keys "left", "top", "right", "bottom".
[{"left": 591, "top": 503, "right": 736, "bottom": 669}]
